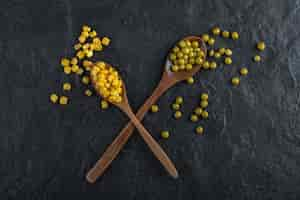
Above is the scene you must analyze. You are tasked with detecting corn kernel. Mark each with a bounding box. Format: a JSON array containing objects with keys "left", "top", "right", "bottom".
[
  {"left": 76, "top": 68, "right": 84, "bottom": 75},
  {"left": 93, "top": 43, "right": 103, "bottom": 51},
  {"left": 78, "top": 35, "right": 86, "bottom": 43},
  {"left": 82, "top": 76, "right": 90, "bottom": 85},
  {"left": 71, "top": 65, "right": 79, "bottom": 73},
  {"left": 76, "top": 50, "right": 85, "bottom": 59},
  {"left": 89, "top": 30, "right": 97, "bottom": 37},
  {"left": 101, "top": 100, "right": 109, "bottom": 109},
  {"left": 50, "top": 93, "right": 58, "bottom": 103},
  {"left": 74, "top": 43, "right": 82, "bottom": 50},
  {"left": 85, "top": 50, "right": 93, "bottom": 58},
  {"left": 63, "top": 83, "right": 71, "bottom": 91},
  {"left": 84, "top": 89, "right": 93, "bottom": 96},
  {"left": 81, "top": 31, "right": 89, "bottom": 38},
  {"left": 102, "top": 37, "right": 111, "bottom": 46},
  {"left": 64, "top": 66, "right": 72, "bottom": 74},
  {"left": 93, "top": 37, "right": 101, "bottom": 44},
  {"left": 61, "top": 58, "right": 70, "bottom": 67},
  {"left": 71, "top": 57, "right": 78, "bottom": 65},
  {"left": 82, "top": 43, "right": 90, "bottom": 50},
  {"left": 82, "top": 25, "right": 91, "bottom": 32},
  {"left": 59, "top": 96, "right": 68, "bottom": 105}
]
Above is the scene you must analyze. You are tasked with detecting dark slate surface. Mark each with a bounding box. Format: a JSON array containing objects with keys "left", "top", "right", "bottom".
[{"left": 1, "top": 0, "right": 300, "bottom": 199}]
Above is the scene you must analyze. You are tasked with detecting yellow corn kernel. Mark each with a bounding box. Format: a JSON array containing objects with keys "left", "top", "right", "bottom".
[
  {"left": 74, "top": 43, "right": 82, "bottom": 50},
  {"left": 82, "top": 25, "right": 91, "bottom": 32},
  {"left": 81, "top": 31, "right": 89, "bottom": 38},
  {"left": 93, "top": 37, "right": 101, "bottom": 44},
  {"left": 76, "top": 50, "right": 85, "bottom": 59},
  {"left": 78, "top": 35, "right": 86, "bottom": 43},
  {"left": 63, "top": 83, "right": 71, "bottom": 91},
  {"left": 76, "top": 68, "right": 84, "bottom": 75},
  {"left": 101, "top": 100, "right": 109, "bottom": 109},
  {"left": 61, "top": 58, "right": 70, "bottom": 67},
  {"left": 64, "top": 66, "right": 72, "bottom": 74},
  {"left": 89, "top": 30, "right": 97, "bottom": 37},
  {"left": 50, "top": 93, "right": 58, "bottom": 103},
  {"left": 83, "top": 60, "right": 93, "bottom": 68},
  {"left": 82, "top": 76, "right": 90, "bottom": 85},
  {"left": 101, "top": 37, "right": 111, "bottom": 46},
  {"left": 71, "top": 65, "right": 79, "bottom": 73},
  {"left": 93, "top": 43, "right": 103, "bottom": 51},
  {"left": 59, "top": 96, "right": 68, "bottom": 105},
  {"left": 70, "top": 57, "right": 78, "bottom": 65},
  {"left": 84, "top": 89, "right": 93, "bottom": 96},
  {"left": 82, "top": 43, "right": 90, "bottom": 50},
  {"left": 85, "top": 50, "right": 93, "bottom": 58}
]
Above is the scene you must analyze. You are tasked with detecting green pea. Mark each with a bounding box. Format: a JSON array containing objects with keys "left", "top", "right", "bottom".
[
  {"left": 179, "top": 40, "right": 186, "bottom": 48},
  {"left": 178, "top": 59, "right": 185, "bottom": 65},
  {"left": 172, "top": 46, "right": 180, "bottom": 53},
  {"left": 182, "top": 48, "right": 190, "bottom": 54},
  {"left": 190, "top": 114, "right": 199, "bottom": 122},
  {"left": 192, "top": 41, "right": 199, "bottom": 48},
  {"left": 177, "top": 52, "right": 183, "bottom": 58},
  {"left": 169, "top": 53, "right": 176, "bottom": 61},
  {"left": 175, "top": 96, "right": 183, "bottom": 104},
  {"left": 194, "top": 107, "right": 203, "bottom": 115},
  {"left": 172, "top": 103, "right": 180, "bottom": 110},
  {"left": 174, "top": 111, "right": 182, "bottom": 119}
]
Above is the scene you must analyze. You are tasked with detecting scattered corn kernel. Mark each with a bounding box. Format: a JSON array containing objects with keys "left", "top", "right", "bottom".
[
  {"left": 64, "top": 66, "right": 72, "bottom": 74},
  {"left": 212, "top": 27, "right": 221, "bottom": 35},
  {"left": 201, "top": 110, "right": 209, "bottom": 119},
  {"left": 257, "top": 41, "right": 265, "bottom": 51},
  {"left": 231, "top": 32, "right": 239, "bottom": 40},
  {"left": 202, "top": 34, "right": 210, "bottom": 42},
  {"left": 102, "top": 37, "right": 111, "bottom": 46},
  {"left": 174, "top": 111, "right": 182, "bottom": 119},
  {"left": 61, "top": 58, "right": 70, "bottom": 67},
  {"left": 254, "top": 55, "right": 261, "bottom": 62},
  {"left": 82, "top": 25, "right": 91, "bottom": 32},
  {"left": 59, "top": 96, "right": 68, "bottom": 105},
  {"left": 82, "top": 76, "right": 90, "bottom": 85},
  {"left": 101, "top": 100, "right": 109, "bottom": 109},
  {"left": 186, "top": 77, "right": 194, "bottom": 84},
  {"left": 50, "top": 93, "right": 58, "bottom": 103},
  {"left": 74, "top": 43, "right": 82, "bottom": 50},
  {"left": 224, "top": 57, "right": 232, "bottom": 65},
  {"left": 190, "top": 114, "right": 199, "bottom": 122},
  {"left": 161, "top": 131, "right": 170, "bottom": 139},
  {"left": 70, "top": 57, "right": 78, "bottom": 65},
  {"left": 240, "top": 67, "right": 248, "bottom": 76},
  {"left": 85, "top": 50, "right": 94, "bottom": 58},
  {"left": 203, "top": 61, "right": 210, "bottom": 69},
  {"left": 222, "top": 30, "right": 230, "bottom": 38},
  {"left": 196, "top": 126, "right": 204, "bottom": 135},
  {"left": 231, "top": 77, "right": 240, "bottom": 86},
  {"left": 76, "top": 68, "right": 84, "bottom": 75},
  {"left": 63, "top": 83, "right": 71, "bottom": 91},
  {"left": 89, "top": 30, "right": 97, "bottom": 38},
  {"left": 151, "top": 105, "right": 159, "bottom": 113},
  {"left": 200, "top": 100, "right": 208, "bottom": 108},
  {"left": 84, "top": 89, "right": 93, "bottom": 96}
]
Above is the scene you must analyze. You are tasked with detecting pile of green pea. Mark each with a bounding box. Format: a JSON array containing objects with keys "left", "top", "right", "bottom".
[
  {"left": 169, "top": 40, "right": 206, "bottom": 72},
  {"left": 158, "top": 26, "right": 266, "bottom": 138}
]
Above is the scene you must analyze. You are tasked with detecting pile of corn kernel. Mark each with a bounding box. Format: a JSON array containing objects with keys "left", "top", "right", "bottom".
[
  {"left": 90, "top": 62, "right": 123, "bottom": 103},
  {"left": 49, "top": 25, "right": 111, "bottom": 109}
]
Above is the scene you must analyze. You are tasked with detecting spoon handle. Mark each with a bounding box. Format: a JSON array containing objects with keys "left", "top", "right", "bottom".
[
  {"left": 86, "top": 78, "right": 172, "bottom": 183},
  {"left": 122, "top": 106, "right": 178, "bottom": 178}
]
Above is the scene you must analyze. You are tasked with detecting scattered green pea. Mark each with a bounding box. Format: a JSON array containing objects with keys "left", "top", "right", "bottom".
[
  {"left": 231, "top": 77, "right": 240, "bottom": 86},
  {"left": 201, "top": 93, "right": 208, "bottom": 100},
  {"left": 190, "top": 114, "right": 199, "bottom": 122},
  {"left": 196, "top": 126, "right": 204, "bottom": 135},
  {"left": 254, "top": 55, "right": 261, "bottom": 62},
  {"left": 210, "top": 61, "right": 217, "bottom": 69},
  {"left": 161, "top": 131, "right": 170, "bottom": 139},
  {"left": 172, "top": 103, "right": 180, "bottom": 110},
  {"left": 231, "top": 32, "right": 239, "bottom": 40},
  {"left": 186, "top": 77, "right": 194, "bottom": 84},
  {"left": 224, "top": 57, "right": 232, "bottom": 65},
  {"left": 240, "top": 67, "right": 248, "bottom": 76},
  {"left": 200, "top": 100, "right": 208, "bottom": 108},
  {"left": 174, "top": 111, "right": 182, "bottom": 119},
  {"left": 256, "top": 41, "right": 265, "bottom": 51},
  {"left": 225, "top": 48, "right": 232, "bottom": 56},
  {"left": 209, "top": 49, "right": 215, "bottom": 57},
  {"left": 214, "top": 52, "right": 221, "bottom": 59},
  {"left": 208, "top": 38, "right": 215, "bottom": 46},
  {"left": 219, "top": 48, "right": 225, "bottom": 55},
  {"left": 202, "top": 34, "right": 210, "bottom": 42},
  {"left": 203, "top": 61, "right": 210, "bottom": 69},
  {"left": 222, "top": 30, "right": 230, "bottom": 38},
  {"left": 212, "top": 27, "right": 221, "bottom": 35},
  {"left": 194, "top": 107, "right": 203, "bottom": 115},
  {"left": 201, "top": 110, "right": 209, "bottom": 119}
]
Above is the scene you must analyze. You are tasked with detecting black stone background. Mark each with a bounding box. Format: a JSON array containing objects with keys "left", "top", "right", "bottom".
[{"left": 1, "top": 0, "right": 300, "bottom": 199}]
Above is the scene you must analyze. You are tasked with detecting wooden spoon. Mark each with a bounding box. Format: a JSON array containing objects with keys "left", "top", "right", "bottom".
[
  {"left": 87, "top": 62, "right": 178, "bottom": 182},
  {"left": 86, "top": 36, "right": 206, "bottom": 183}
]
